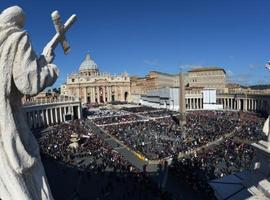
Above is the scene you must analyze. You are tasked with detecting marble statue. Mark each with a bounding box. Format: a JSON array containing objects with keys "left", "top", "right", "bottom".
[
  {"left": 263, "top": 116, "right": 270, "bottom": 147},
  {"left": 0, "top": 6, "right": 76, "bottom": 200}
]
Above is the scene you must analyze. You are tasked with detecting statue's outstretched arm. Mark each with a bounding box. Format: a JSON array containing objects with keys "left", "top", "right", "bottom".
[{"left": 12, "top": 33, "right": 59, "bottom": 96}]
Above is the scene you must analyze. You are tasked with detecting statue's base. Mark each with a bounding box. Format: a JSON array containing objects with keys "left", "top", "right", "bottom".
[{"left": 209, "top": 140, "right": 270, "bottom": 200}]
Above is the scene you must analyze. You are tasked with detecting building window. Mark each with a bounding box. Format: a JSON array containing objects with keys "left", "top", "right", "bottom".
[{"left": 72, "top": 78, "right": 75, "bottom": 82}]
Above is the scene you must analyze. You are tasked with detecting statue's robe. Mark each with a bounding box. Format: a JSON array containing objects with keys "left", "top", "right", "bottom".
[{"left": 0, "top": 25, "right": 57, "bottom": 200}]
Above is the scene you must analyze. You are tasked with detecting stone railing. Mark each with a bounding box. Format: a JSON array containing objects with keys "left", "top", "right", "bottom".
[{"left": 23, "top": 95, "right": 80, "bottom": 106}]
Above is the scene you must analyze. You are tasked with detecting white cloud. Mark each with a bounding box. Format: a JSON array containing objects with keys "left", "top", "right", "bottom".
[
  {"left": 227, "top": 73, "right": 270, "bottom": 86},
  {"left": 227, "top": 69, "right": 234, "bottom": 76},
  {"left": 248, "top": 64, "right": 260, "bottom": 69},
  {"left": 143, "top": 59, "right": 161, "bottom": 67},
  {"left": 228, "top": 55, "right": 235, "bottom": 60},
  {"left": 178, "top": 64, "right": 204, "bottom": 70}
]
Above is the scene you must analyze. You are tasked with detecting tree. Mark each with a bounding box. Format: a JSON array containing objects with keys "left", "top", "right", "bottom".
[{"left": 52, "top": 87, "right": 61, "bottom": 94}]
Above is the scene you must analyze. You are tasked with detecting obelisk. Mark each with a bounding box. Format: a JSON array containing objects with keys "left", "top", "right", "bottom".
[{"left": 179, "top": 72, "right": 186, "bottom": 126}]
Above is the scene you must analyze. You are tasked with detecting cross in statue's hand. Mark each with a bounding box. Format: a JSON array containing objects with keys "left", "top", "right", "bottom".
[{"left": 44, "top": 10, "right": 77, "bottom": 56}]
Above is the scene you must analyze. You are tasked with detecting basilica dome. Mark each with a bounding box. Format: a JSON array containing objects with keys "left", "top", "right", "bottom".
[{"left": 79, "top": 53, "right": 98, "bottom": 71}]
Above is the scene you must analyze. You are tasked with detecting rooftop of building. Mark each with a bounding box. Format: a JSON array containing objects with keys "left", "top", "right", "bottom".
[
  {"left": 185, "top": 86, "right": 204, "bottom": 90},
  {"left": 149, "top": 71, "right": 179, "bottom": 77},
  {"left": 226, "top": 83, "right": 241, "bottom": 88},
  {"left": 188, "top": 67, "right": 226, "bottom": 74}
]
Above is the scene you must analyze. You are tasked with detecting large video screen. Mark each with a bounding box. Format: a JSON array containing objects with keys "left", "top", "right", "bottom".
[
  {"left": 65, "top": 114, "right": 72, "bottom": 121},
  {"left": 203, "top": 89, "right": 216, "bottom": 104}
]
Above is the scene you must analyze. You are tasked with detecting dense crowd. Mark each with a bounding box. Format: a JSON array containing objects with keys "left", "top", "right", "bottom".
[
  {"left": 101, "top": 110, "right": 264, "bottom": 160},
  {"left": 143, "top": 110, "right": 178, "bottom": 118},
  {"left": 169, "top": 111, "right": 265, "bottom": 198},
  {"left": 183, "top": 111, "right": 264, "bottom": 149},
  {"left": 87, "top": 108, "right": 128, "bottom": 118},
  {"left": 103, "top": 121, "right": 183, "bottom": 160},
  {"left": 92, "top": 114, "right": 143, "bottom": 125},
  {"left": 39, "top": 120, "right": 172, "bottom": 199},
  {"left": 38, "top": 105, "right": 266, "bottom": 199},
  {"left": 121, "top": 106, "right": 159, "bottom": 113},
  {"left": 170, "top": 138, "right": 259, "bottom": 199},
  {"left": 39, "top": 120, "right": 134, "bottom": 173}
]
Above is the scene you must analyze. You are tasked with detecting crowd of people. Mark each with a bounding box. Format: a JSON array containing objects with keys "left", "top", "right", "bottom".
[
  {"left": 39, "top": 120, "right": 135, "bottom": 173},
  {"left": 37, "top": 105, "right": 266, "bottom": 199},
  {"left": 92, "top": 114, "right": 143, "bottom": 125},
  {"left": 100, "top": 109, "right": 264, "bottom": 160},
  {"left": 121, "top": 106, "right": 159, "bottom": 113},
  {"left": 169, "top": 111, "right": 265, "bottom": 198},
  {"left": 170, "top": 137, "right": 260, "bottom": 198},
  {"left": 39, "top": 120, "right": 174, "bottom": 200},
  {"left": 39, "top": 120, "right": 172, "bottom": 199},
  {"left": 87, "top": 108, "right": 129, "bottom": 119},
  {"left": 103, "top": 120, "right": 182, "bottom": 159},
  {"left": 143, "top": 110, "right": 178, "bottom": 118}
]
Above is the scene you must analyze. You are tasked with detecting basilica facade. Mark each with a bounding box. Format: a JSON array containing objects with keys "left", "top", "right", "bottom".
[{"left": 61, "top": 54, "right": 131, "bottom": 104}]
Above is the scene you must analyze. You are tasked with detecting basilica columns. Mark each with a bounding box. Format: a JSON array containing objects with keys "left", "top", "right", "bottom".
[
  {"left": 106, "top": 86, "right": 110, "bottom": 102},
  {"left": 76, "top": 84, "right": 126, "bottom": 104},
  {"left": 102, "top": 86, "right": 106, "bottom": 103},
  {"left": 81, "top": 85, "right": 115, "bottom": 104},
  {"left": 59, "top": 107, "right": 63, "bottom": 122},
  {"left": 97, "top": 87, "right": 99, "bottom": 103},
  {"left": 84, "top": 87, "right": 87, "bottom": 103},
  {"left": 77, "top": 106, "right": 81, "bottom": 119},
  {"left": 91, "top": 87, "right": 95, "bottom": 103}
]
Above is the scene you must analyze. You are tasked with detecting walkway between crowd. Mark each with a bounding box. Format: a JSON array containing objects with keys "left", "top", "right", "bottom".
[
  {"left": 97, "top": 119, "right": 149, "bottom": 127},
  {"left": 84, "top": 120, "right": 200, "bottom": 199},
  {"left": 178, "top": 129, "right": 237, "bottom": 158},
  {"left": 85, "top": 120, "right": 159, "bottom": 171}
]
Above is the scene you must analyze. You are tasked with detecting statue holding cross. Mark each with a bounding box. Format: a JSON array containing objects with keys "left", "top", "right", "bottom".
[{"left": 0, "top": 6, "right": 76, "bottom": 200}]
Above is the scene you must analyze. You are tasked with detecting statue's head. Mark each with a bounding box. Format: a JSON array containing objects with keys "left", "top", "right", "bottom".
[{"left": 0, "top": 6, "right": 25, "bottom": 28}]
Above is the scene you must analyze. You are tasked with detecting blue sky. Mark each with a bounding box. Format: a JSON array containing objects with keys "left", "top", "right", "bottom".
[{"left": 1, "top": 0, "right": 270, "bottom": 87}]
